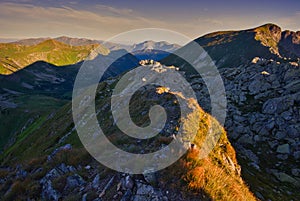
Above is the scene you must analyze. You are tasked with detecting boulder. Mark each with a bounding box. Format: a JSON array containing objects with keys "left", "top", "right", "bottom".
[
  {"left": 64, "top": 174, "right": 86, "bottom": 190},
  {"left": 92, "top": 174, "right": 100, "bottom": 189},
  {"left": 276, "top": 144, "right": 290, "bottom": 154}
]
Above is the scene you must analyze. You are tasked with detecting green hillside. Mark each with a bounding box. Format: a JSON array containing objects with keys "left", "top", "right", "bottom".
[{"left": 0, "top": 39, "right": 109, "bottom": 75}]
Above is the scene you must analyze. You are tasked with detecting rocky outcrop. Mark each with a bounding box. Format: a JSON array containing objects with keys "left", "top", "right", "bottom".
[{"left": 182, "top": 56, "right": 300, "bottom": 199}]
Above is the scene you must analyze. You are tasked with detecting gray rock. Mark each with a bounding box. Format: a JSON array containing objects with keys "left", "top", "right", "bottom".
[
  {"left": 82, "top": 193, "right": 87, "bottom": 201},
  {"left": 143, "top": 173, "right": 158, "bottom": 186},
  {"left": 291, "top": 169, "right": 300, "bottom": 177},
  {"left": 233, "top": 115, "right": 247, "bottom": 123},
  {"left": 47, "top": 144, "right": 72, "bottom": 161},
  {"left": 123, "top": 175, "right": 134, "bottom": 190},
  {"left": 237, "top": 134, "right": 253, "bottom": 145},
  {"left": 281, "top": 111, "right": 293, "bottom": 120},
  {"left": 277, "top": 97, "right": 293, "bottom": 113},
  {"left": 276, "top": 144, "right": 290, "bottom": 154},
  {"left": 268, "top": 140, "right": 279, "bottom": 149},
  {"left": 274, "top": 131, "right": 287, "bottom": 140},
  {"left": 253, "top": 135, "right": 261, "bottom": 142},
  {"left": 41, "top": 180, "right": 60, "bottom": 201},
  {"left": 65, "top": 174, "right": 86, "bottom": 190},
  {"left": 275, "top": 117, "right": 285, "bottom": 127},
  {"left": 273, "top": 172, "right": 300, "bottom": 187},
  {"left": 42, "top": 168, "right": 61, "bottom": 181},
  {"left": 136, "top": 182, "right": 154, "bottom": 195},
  {"left": 235, "top": 125, "right": 248, "bottom": 134},
  {"left": 16, "top": 167, "right": 27, "bottom": 180},
  {"left": 293, "top": 151, "right": 300, "bottom": 160},
  {"left": 255, "top": 191, "right": 265, "bottom": 200},
  {"left": 287, "top": 126, "right": 298, "bottom": 138},
  {"left": 265, "top": 120, "right": 275, "bottom": 131},
  {"left": 56, "top": 163, "right": 68, "bottom": 174},
  {"left": 262, "top": 99, "right": 279, "bottom": 114},
  {"left": 276, "top": 154, "right": 288, "bottom": 160},
  {"left": 92, "top": 174, "right": 100, "bottom": 189},
  {"left": 237, "top": 146, "right": 259, "bottom": 164},
  {"left": 120, "top": 189, "right": 132, "bottom": 201},
  {"left": 92, "top": 198, "right": 102, "bottom": 201}
]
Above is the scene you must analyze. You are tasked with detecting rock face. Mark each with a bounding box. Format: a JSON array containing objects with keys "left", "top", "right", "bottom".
[
  {"left": 280, "top": 30, "right": 300, "bottom": 57},
  {"left": 177, "top": 56, "right": 300, "bottom": 199}
]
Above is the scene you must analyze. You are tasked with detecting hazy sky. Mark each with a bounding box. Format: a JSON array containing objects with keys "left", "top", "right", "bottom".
[{"left": 0, "top": 0, "right": 299, "bottom": 43}]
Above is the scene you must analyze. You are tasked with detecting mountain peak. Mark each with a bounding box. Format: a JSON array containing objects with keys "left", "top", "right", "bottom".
[
  {"left": 254, "top": 23, "right": 282, "bottom": 45},
  {"left": 256, "top": 23, "right": 281, "bottom": 30},
  {"left": 38, "top": 38, "right": 66, "bottom": 47}
]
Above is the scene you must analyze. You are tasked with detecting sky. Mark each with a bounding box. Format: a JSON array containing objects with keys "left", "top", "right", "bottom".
[{"left": 0, "top": 0, "right": 299, "bottom": 44}]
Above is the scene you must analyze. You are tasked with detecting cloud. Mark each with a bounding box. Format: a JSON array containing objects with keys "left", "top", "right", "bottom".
[
  {"left": 275, "top": 12, "right": 300, "bottom": 31},
  {"left": 0, "top": 2, "right": 196, "bottom": 42},
  {"left": 93, "top": 4, "right": 134, "bottom": 17}
]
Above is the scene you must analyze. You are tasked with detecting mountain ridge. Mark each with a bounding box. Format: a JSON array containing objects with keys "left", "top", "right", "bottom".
[
  {"left": 1, "top": 38, "right": 180, "bottom": 75},
  {"left": 162, "top": 23, "right": 299, "bottom": 70},
  {"left": 0, "top": 39, "right": 109, "bottom": 75}
]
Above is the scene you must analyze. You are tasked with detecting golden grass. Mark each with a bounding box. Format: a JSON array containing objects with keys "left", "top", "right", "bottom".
[{"left": 160, "top": 98, "right": 257, "bottom": 201}]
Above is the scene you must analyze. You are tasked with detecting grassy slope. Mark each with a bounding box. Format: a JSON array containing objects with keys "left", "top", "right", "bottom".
[
  {"left": 0, "top": 95, "right": 67, "bottom": 150},
  {"left": 0, "top": 39, "right": 109, "bottom": 75}
]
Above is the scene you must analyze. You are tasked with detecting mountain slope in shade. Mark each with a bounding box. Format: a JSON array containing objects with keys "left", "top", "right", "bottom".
[
  {"left": 163, "top": 23, "right": 299, "bottom": 69},
  {"left": 0, "top": 50, "right": 139, "bottom": 151},
  {"left": 279, "top": 30, "right": 300, "bottom": 58},
  {"left": 0, "top": 39, "right": 109, "bottom": 75}
]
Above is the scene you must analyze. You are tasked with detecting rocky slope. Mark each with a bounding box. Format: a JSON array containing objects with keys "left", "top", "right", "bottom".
[
  {"left": 161, "top": 23, "right": 300, "bottom": 200},
  {"left": 0, "top": 62, "right": 256, "bottom": 201}
]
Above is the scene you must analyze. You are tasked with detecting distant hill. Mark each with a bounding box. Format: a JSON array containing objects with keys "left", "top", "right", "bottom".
[
  {"left": 11, "top": 36, "right": 99, "bottom": 46},
  {"left": 131, "top": 40, "right": 180, "bottom": 60},
  {"left": 10, "top": 37, "right": 51, "bottom": 45},
  {"left": 0, "top": 39, "right": 109, "bottom": 75},
  {"left": 131, "top": 40, "right": 180, "bottom": 52}
]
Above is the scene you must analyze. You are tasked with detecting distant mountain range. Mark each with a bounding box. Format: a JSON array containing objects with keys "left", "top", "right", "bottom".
[{"left": 0, "top": 37, "right": 180, "bottom": 75}]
